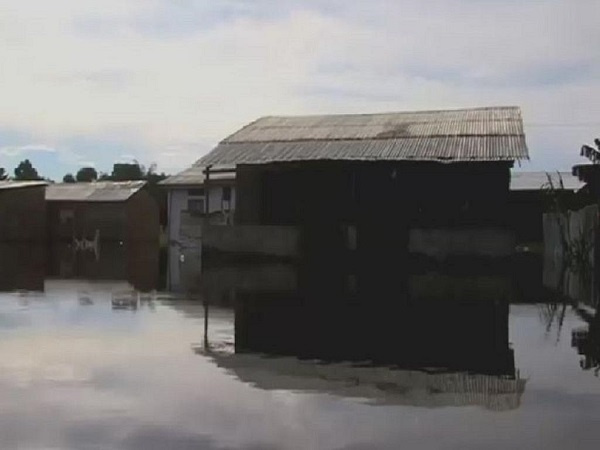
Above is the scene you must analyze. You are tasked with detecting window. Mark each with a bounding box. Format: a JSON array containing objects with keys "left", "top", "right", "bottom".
[
  {"left": 222, "top": 186, "right": 232, "bottom": 202},
  {"left": 187, "top": 198, "right": 205, "bottom": 216},
  {"left": 188, "top": 188, "right": 205, "bottom": 197}
]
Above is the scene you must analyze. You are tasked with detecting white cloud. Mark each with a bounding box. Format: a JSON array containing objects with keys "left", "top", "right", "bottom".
[
  {"left": 0, "top": 0, "right": 599, "bottom": 172},
  {"left": 0, "top": 144, "right": 56, "bottom": 156}
]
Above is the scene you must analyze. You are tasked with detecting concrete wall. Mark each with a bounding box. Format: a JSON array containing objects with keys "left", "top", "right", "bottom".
[
  {"left": 200, "top": 264, "right": 297, "bottom": 296},
  {"left": 408, "top": 228, "right": 515, "bottom": 261},
  {"left": 202, "top": 225, "right": 300, "bottom": 257},
  {"left": 167, "top": 245, "right": 203, "bottom": 292},
  {"left": 543, "top": 204, "right": 598, "bottom": 262},
  {"left": 167, "top": 185, "right": 236, "bottom": 245},
  {"left": 409, "top": 274, "right": 512, "bottom": 303},
  {"left": 167, "top": 189, "right": 186, "bottom": 243}
]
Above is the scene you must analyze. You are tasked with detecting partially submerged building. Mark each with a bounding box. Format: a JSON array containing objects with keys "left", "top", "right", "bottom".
[
  {"left": 199, "top": 106, "right": 529, "bottom": 263},
  {"left": 159, "top": 164, "right": 236, "bottom": 245},
  {"left": 509, "top": 171, "right": 585, "bottom": 243},
  {"left": 0, "top": 181, "right": 47, "bottom": 242},
  {"left": 46, "top": 181, "right": 159, "bottom": 243}
]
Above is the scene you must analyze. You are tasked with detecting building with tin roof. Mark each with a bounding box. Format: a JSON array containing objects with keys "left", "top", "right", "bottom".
[
  {"left": 0, "top": 181, "right": 48, "bottom": 242},
  {"left": 197, "top": 106, "right": 529, "bottom": 262},
  {"left": 46, "top": 181, "right": 159, "bottom": 244}
]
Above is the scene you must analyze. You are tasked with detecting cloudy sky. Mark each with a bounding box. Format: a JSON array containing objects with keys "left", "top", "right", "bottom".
[{"left": 1, "top": 0, "right": 599, "bottom": 180}]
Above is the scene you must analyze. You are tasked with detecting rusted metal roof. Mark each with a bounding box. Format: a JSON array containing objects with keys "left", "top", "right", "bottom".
[
  {"left": 0, "top": 181, "right": 48, "bottom": 190},
  {"left": 199, "top": 106, "right": 529, "bottom": 166},
  {"left": 46, "top": 181, "right": 146, "bottom": 202},
  {"left": 159, "top": 164, "right": 235, "bottom": 187},
  {"left": 510, "top": 172, "right": 584, "bottom": 191}
]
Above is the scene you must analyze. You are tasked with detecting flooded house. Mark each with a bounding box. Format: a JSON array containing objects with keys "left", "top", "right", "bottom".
[
  {"left": 198, "top": 106, "right": 529, "bottom": 264},
  {"left": 0, "top": 181, "right": 47, "bottom": 242},
  {"left": 45, "top": 181, "right": 159, "bottom": 244},
  {"left": 0, "top": 181, "right": 48, "bottom": 291},
  {"left": 160, "top": 164, "right": 236, "bottom": 245},
  {"left": 159, "top": 164, "right": 236, "bottom": 292},
  {"left": 509, "top": 171, "right": 585, "bottom": 244}
]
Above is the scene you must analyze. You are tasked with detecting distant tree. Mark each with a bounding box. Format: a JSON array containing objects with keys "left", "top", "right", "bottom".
[
  {"left": 95, "top": 160, "right": 170, "bottom": 226},
  {"left": 145, "top": 163, "right": 168, "bottom": 185},
  {"left": 13, "top": 159, "right": 42, "bottom": 181},
  {"left": 63, "top": 173, "right": 76, "bottom": 183},
  {"left": 0, "top": 167, "right": 7, "bottom": 180},
  {"left": 110, "top": 162, "right": 145, "bottom": 181},
  {"left": 76, "top": 166, "right": 98, "bottom": 182}
]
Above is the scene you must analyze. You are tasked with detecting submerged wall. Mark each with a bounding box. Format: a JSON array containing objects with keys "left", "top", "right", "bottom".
[
  {"left": 202, "top": 224, "right": 300, "bottom": 258},
  {"left": 409, "top": 228, "right": 515, "bottom": 261}
]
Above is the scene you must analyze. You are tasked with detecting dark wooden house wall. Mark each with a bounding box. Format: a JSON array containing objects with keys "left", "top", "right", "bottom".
[
  {"left": 234, "top": 289, "right": 513, "bottom": 374},
  {"left": 237, "top": 161, "right": 511, "bottom": 227},
  {"left": 0, "top": 243, "right": 46, "bottom": 291},
  {"left": 235, "top": 161, "right": 512, "bottom": 263},
  {"left": 48, "top": 202, "right": 126, "bottom": 241},
  {"left": 126, "top": 190, "right": 160, "bottom": 243},
  {"left": 508, "top": 190, "right": 590, "bottom": 244},
  {"left": 47, "top": 242, "right": 159, "bottom": 291},
  {"left": 47, "top": 191, "right": 159, "bottom": 243},
  {"left": 508, "top": 191, "right": 544, "bottom": 243},
  {"left": 0, "top": 186, "right": 46, "bottom": 242}
]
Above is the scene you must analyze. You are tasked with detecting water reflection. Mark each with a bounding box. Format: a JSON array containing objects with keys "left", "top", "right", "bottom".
[
  {"left": 540, "top": 246, "right": 600, "bottom": 377},
  {"left": 0, "top": 246, "right": 599, "bottom": 448},
  {"left": 0, "top": 243, "right": 159, "bottom": 293},
  {"left": 193, "top": 255, "right": 526, "bottom": 411}
]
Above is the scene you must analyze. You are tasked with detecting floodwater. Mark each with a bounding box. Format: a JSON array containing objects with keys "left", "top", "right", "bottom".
[{"left": 1, "top": 245, "right": 600, "bottom": 449}]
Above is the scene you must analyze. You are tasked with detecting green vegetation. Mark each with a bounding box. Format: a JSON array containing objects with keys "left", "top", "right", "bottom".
[
  {"left": 76, "top": 167, "right": 98, "bottom": 182},
  {"left": 13, "top": 159, "right": 43, "bottom": 181},
  {"left": 543, "top": 172, "right": 594, "bottom": 273}
]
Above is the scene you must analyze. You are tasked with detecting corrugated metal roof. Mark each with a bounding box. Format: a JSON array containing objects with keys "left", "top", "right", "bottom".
[
  {"left": 159, "top": 164, "right": 235, "bottom": 187},
  {"left": 46, "top": 181, "right": 146, "bottom": 202},
  {"left": 510, "top": 172, "right": 584, "bottom": 191},
  {"left": 199, "top": 106, "right": 529, "bottom": 166},
  {"left": 0, "top": 181, "right": 47, "bottom": 191}
]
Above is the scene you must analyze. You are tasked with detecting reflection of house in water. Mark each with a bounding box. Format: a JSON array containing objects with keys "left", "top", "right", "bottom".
[
  {"left": 0, "top": 242, "right": 159, "bottom": 293},
  {"left": 198, "top": 106, "right": 529, "bottom": 263},
  {"left": 572, "top": 305, "right": 600, "bottom": 377},
  {"left": 201, "top": 351, "right": 526, "bottom": 411},
  {"left": 47, "top": 243, "right": 159, "bottom": 292},
  {"left": 42, "top": 279, "right": 157, "bottom": 311},
  {"left": 233, "top": 288, "right": 514, "bottom": 375},
  {"left": 197, "top": 257, "right": 525, "bottom": 411}
]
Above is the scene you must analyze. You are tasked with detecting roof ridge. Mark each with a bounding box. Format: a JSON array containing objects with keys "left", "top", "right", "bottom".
[
  {"left": 245, "top": 106, "right": 521, "bottom": 121},
  {"left": 224, "top": 133, "right": 526, "bottom": 144}
]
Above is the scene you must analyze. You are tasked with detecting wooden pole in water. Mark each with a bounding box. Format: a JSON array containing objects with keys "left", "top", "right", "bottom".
[
  {"left": 204, "top": 165, "right": 212, "bottom": 218},
  {"left": 203, "top": 299, "right": 209, "bottom": 350}
]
